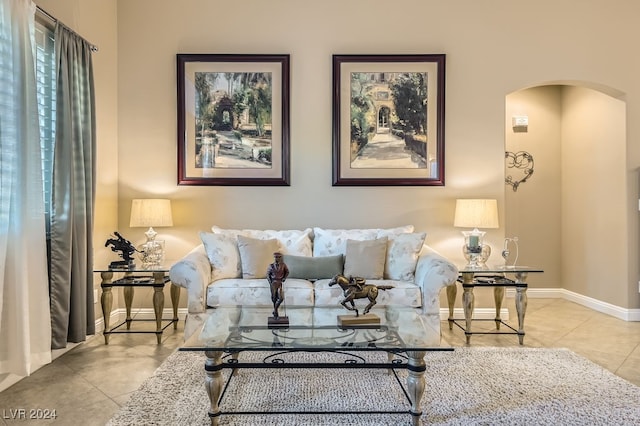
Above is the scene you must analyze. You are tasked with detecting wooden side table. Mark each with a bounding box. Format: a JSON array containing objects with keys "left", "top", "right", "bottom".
[
  {"left": 447, "top": 265, "right": 543, "bottom": 345},
  {"left": 97, "top": 265, "right": 180, "bottom": 344}
]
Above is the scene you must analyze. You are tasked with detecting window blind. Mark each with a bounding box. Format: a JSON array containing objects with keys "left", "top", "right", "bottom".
[{"left": 34, "top": 21, "right": 55, "bottom": 236}]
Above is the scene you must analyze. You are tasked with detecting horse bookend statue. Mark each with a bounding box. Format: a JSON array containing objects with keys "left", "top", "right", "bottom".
[
  {"left": 328, "top": 274, "right": 394, "bottom": 322},
  {"left": 105, "top": 232, "right": 137, "bottom": 269}
]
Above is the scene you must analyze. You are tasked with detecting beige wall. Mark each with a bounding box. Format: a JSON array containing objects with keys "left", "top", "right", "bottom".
[
  {"left": 32, "top": 0, "right": 640, "bottom": 313},
  {"left": 505, "top": 86, "right": 563, "bottom": 288},
  {"left": 561, "top": 86, "right": 627, "bottom": 305}
]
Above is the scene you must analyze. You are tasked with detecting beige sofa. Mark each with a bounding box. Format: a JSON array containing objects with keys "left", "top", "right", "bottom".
[{"left": 169, "top": 225, "right": 458, "bottom": 338}]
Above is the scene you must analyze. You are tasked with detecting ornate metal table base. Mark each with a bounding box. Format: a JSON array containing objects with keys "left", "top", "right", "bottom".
[
  {"left": 447, "top": 266, "right": 542, "bottom": 345},
  {"left": 201, "top": 349, "right": 431, "bottom": 426},
  {"left": 99, "top": 270, "right": 179, "bottom": 344}
]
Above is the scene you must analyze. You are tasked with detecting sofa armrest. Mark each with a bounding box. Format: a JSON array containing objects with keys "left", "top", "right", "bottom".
[
  {"left": 169, "top": 244, "right": 211, "bottom": 314},
  {"left": 414, "top": 245, "right": 459, "bottom": 315}
]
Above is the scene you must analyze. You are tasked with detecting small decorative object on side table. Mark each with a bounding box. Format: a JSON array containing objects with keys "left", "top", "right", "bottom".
[
  {"left": 447, "top": 265, "right": 543, "bottom": 345},
  {"left": 96, "top": 263, "right": 180, "bottom": 344},
  {"left": 502, "top": 237, "right": 519, "bottom": 266},
  {"left": 104, "top": 232, "right": 138, "bottom": 268},
  {"left": 328, "top": 273, "right": 394, "bottom": 326},
  {"left": 266, "top": 252, "right": 289, "bottom": 328}
]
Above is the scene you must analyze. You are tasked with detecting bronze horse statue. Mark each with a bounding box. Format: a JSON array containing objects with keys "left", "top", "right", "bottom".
[
  {"left": 105, "top": 232, "right": 137, "bottom": 267},
  {"left": 328, "top": 274, "right": 393, "bottom": 317}
]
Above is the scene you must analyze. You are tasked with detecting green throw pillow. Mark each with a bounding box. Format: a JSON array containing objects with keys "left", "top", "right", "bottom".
[{"left": 282, "top": 254, "right": 344, "bottom": 280}]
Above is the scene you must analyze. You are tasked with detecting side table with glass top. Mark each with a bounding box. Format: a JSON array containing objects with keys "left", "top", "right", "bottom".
[
  {"left": 446, "top": 265, "right": 543, "bottom": 345},
  {"left": 96, "top": 264, "right": 180, "bottom": 344}
]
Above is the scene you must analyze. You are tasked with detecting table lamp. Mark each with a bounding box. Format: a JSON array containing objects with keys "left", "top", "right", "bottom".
[
  {"left": 453, "top": 199, "right": 499, "bottom": 267},
  {"left": 129, "top": 199, "right": 173, "bottom": 267}
]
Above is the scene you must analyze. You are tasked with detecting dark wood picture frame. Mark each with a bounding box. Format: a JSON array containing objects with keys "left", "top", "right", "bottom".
[
  {"left": 177, "top": 54, "right": 290, "bottom": 186},
  {"left": 332, "top": 54, "right": 446, "bottom": 186}
]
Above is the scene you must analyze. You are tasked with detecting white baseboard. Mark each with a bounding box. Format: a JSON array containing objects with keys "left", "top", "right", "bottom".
[
  {"left": 103, "top": 308, "right": 509, "bottom": 325},
  {"left": 439, "top": 308, "right": 510, "bottom": 321},
  {"left": 507, "top": 287, "right": 564, "bottom": 299},
  {"left": 95, "top": 308, "right": 189, "bottom": 333},
  {"left": 439, "top": 287, "right": 639, "bottom": 322},
  {"left": 99, "top": 297, "right": 638, "bottom": 331},
  {"left": 106, "top": 307, "right": 510, "bottom": 329},
  {"left": 503, "top": 288, "right": 640, "bottom": 322}
]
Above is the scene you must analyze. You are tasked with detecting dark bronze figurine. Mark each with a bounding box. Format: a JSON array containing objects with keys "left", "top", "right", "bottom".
[
  {"left": 105, "top": 232, "right": 137, "bottom": 268},
  {"left": 328, "top": 274, "right": 393, "bottom": 317},
  {"left": 266, "top": 252, "right": 289, "bottom": 319}
]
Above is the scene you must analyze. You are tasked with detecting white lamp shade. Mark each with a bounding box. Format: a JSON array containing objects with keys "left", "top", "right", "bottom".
[
  {"left": 454, "top": 199, "right": 499, "bottom": 229},
  {"left": 129, "top": 199, "right": 173, "bottom": 228}
]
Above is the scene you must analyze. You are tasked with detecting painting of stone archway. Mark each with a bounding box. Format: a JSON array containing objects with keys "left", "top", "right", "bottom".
[
  {"left": 332, "top": 54, "right": 445, "bottom": 186},
  {"left": 177, "top": 54, "right": 290, "bottom": 186}
]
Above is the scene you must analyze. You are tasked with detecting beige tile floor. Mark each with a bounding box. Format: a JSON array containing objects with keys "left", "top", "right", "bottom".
[{"left": 0, "top": 298, "right": 639, "bottom": 426}]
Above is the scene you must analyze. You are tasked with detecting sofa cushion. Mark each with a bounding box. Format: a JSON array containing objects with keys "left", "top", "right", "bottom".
[
  {"left": 237, "top": 236, "right": 279, "bottom": 279},
  {"left": 260, "top": 228, "right": 313, "bottom": 256},
  {"left": 314, "top": 278, "right": 422, "bottom": 308},
  {"left": 376, "top": 225, "right": 415, "bottom": 237},
  {"left": 212, "top": 226, "right": 313, "bottom": 256},
  {"left": 282, "top": 254, "right": 344, "bottom": 280},
  {"left": 200, "top": 232, "right": 242, "bottom": 279},
  {"left": 312, "top": 226, "right": 414, "bottom": 257},
  {"left": 206, "top": 278, "right": 315, "bottom": 307},
  {"left": 312, "top": 228, "right": 377, "bottom": 257},
  {"left": 343, "top": 238, "right": 388, "bottom": 279},
  {"left": 383, "top": 232, "right": 426, "bottom": 281}
]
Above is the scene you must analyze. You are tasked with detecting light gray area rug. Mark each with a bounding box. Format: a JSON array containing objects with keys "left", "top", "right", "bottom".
[{"left": 107, "top": 347, "right": 640, "bottom": 425}]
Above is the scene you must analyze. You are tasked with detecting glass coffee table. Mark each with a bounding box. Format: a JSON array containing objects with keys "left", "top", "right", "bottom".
[{"left": 180, "top": 305, "right": 450, "bottom": 425}]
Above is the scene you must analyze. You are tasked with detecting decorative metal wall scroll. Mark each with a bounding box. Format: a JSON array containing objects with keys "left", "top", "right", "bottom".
[{"left": 505, "top": 151, "right": 534, "bottom": 192}]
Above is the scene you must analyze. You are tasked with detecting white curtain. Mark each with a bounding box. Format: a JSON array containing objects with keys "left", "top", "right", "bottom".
[{"left": 0, "top": 0, "right": 52, "bottom": 390}]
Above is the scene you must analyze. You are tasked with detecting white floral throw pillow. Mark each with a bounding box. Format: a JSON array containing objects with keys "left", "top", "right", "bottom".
[
  {"left": 384, "top": 232, "right": 426, "bottom": 281},
  {"left": 199, "top": 232, "right": 242, "bottom": 280}
]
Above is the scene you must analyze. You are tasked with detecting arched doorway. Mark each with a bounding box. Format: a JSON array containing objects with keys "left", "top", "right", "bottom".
[
  {"left": 505, "top": 83, "right": 628, "bottom": 311},
  {"left": 377, "top": 106, "right": 391, "bottom": 133}
]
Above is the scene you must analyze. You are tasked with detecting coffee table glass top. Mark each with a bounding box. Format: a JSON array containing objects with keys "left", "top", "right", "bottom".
[
  {"left": 180, "top": 305, "right": 442, "bottom": 352},
  {"left": 457, "top": 265, "right": 543, "bottom": 274}
]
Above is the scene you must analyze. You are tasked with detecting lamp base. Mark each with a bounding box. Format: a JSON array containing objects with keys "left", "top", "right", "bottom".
[{"left": 140, "top": 239, "right": 165, "bottom": 268}]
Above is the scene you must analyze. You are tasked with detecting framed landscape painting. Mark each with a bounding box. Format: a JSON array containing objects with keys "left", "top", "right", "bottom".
[
  {"left": 177, "top": 54, "right": 290, "bottom": 185},
  {"left": 332, "top": 54, "right": 446, "bottom": 186}
]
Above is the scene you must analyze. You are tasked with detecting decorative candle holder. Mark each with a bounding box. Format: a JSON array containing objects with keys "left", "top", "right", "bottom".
[{"left": 461, "top": 230, "right": 490, "bottom": 267}]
